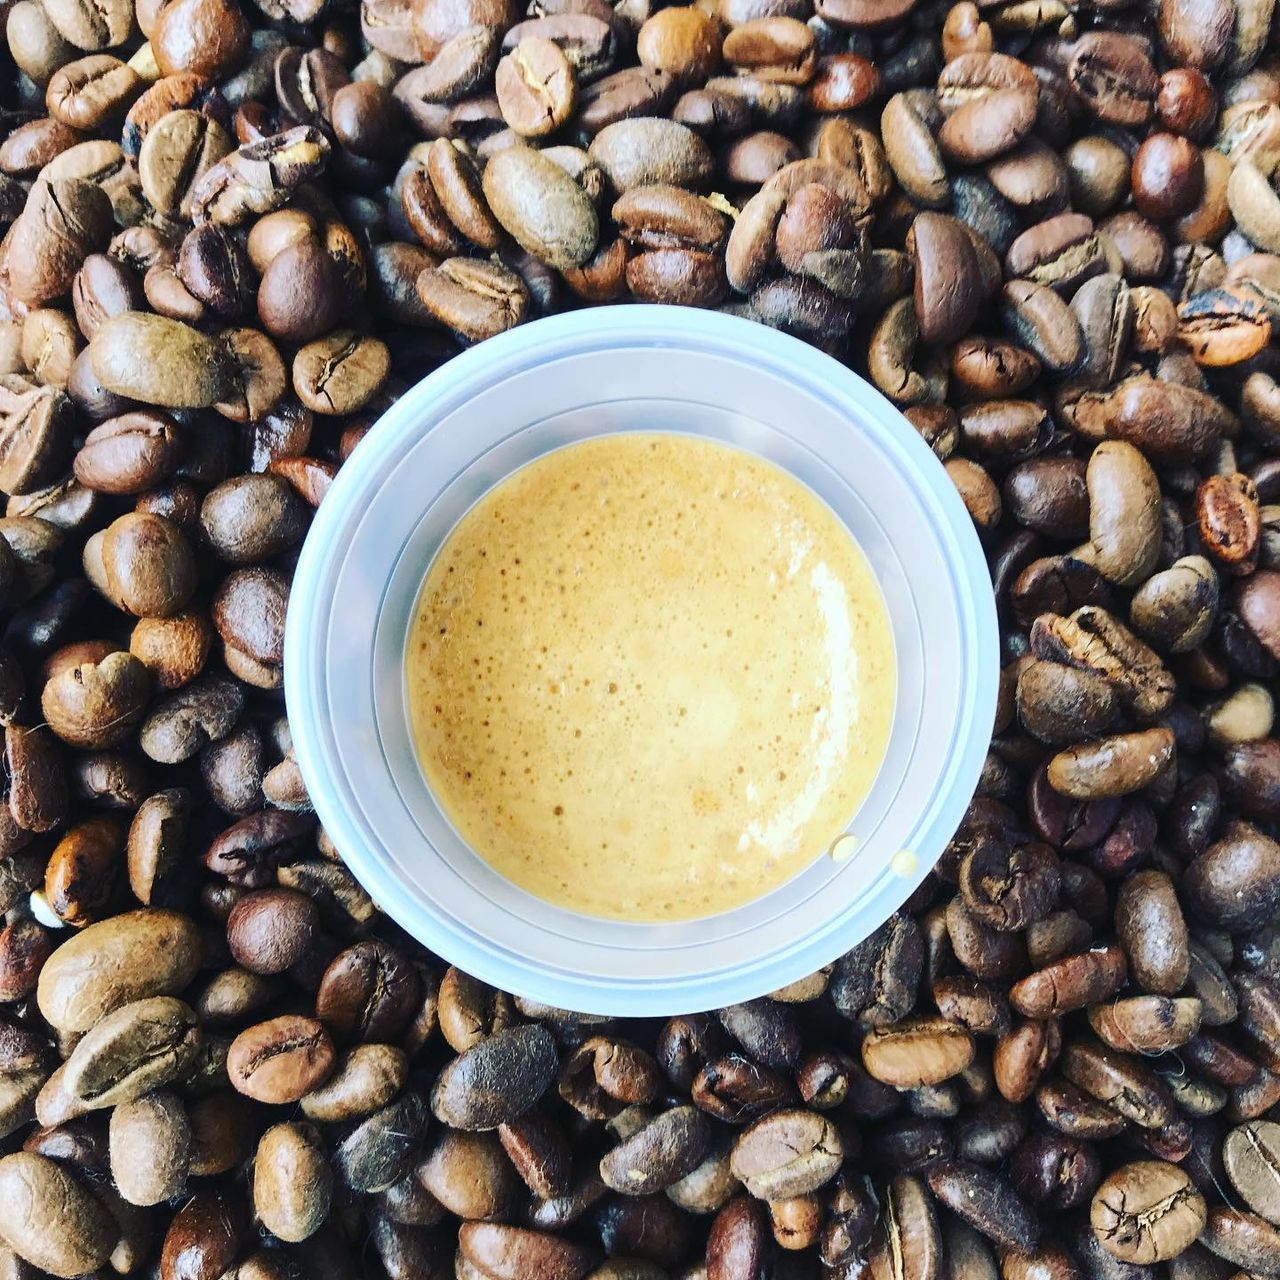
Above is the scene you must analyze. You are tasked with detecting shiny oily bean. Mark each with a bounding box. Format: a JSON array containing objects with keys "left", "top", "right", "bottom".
[
  {"left": 722, "top": 18, "right": 815, "bottom": 85},
  {"left": 74, "top": 412, "right": 180, "bottom": 494},
  {"left": 419, "top": 1134, "right": 518, "bottom": 1228}
]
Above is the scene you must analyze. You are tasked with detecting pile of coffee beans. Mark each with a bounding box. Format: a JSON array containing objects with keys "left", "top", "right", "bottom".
[{"left": 2, "top": 0, "right": 1280, "bottom": 1274}]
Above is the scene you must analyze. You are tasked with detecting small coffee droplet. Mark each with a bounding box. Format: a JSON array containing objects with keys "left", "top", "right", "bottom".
[{"left": 829, "top": 833, "right": 858, "bottom": 863}]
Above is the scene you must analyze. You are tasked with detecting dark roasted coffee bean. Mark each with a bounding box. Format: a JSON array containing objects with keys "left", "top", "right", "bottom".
[
  {"left": 432, "top": 1024, "right": 558, "bottom": 1130},
  {"left": 927, "top": 1160, "right": 1039, "bottom": 1249}
]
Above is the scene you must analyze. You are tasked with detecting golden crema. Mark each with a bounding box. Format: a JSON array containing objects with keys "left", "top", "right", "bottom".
[{"left": 407, "top": 433, "right": 895, "bottom": 920}]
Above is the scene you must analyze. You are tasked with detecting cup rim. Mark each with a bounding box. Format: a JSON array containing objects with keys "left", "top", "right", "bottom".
[{"left": 286, "top": 306, "right": 999, "bottom": 1015}]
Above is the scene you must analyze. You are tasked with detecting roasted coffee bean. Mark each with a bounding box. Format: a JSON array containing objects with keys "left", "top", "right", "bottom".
[
  {"left": 483, "top": 145, "right": 598, "bottom": 269},
  {"left": 1068, "top": 34, "right": 1157, "bottom": 128},
  {"left": 496, "top": 37, "right": 577, "bottom": 136},
  {"left": 1060, "top": 1040, "right": 1177, "bottom": 1129},
  {"left": 691, "top": 1052, "right": 793, "bottom": 1123},
  {"left": 37, "top": 908, "right": 201, "bottom": 1035},
  {"left": 7, "top": 179, "right": 114, "bottom": 309},
  {"left": 1091, "top": 1161, "right": 1207, "bottom": 1263},
  {"left": 253, "top": 1121, "right": 332, "bottom": 1242},
  {"left": 600, "top": 1105, "right": 711, "bottom": 1194},
  {"left": 226, "top": 887, "right": 318, "bottom": 974},
  {"left": 431, "top": 1024, "right": 558, "bottom": 1130},
  {"left": 729, "top": 1108, "right": 842, "bottom": 1199},
  {"left": 37, "top": 995, "right": 200, "bottom": 1123},
  {"left": 1010, "top": 945, "right": 1127, "bottom": 1017},
  {"left": 866, "top": 1172, "right": 943, "bottom": 1280},
  {"left": 74, "top": 412, "right": 181, "bottom": 494},
  {"left": 301, "top": 1043, "right": 408, "bottom": 1123},
  {"left": 417, "top": 258, "right": 529, "bottom": 342},
  {"left": 927, "top": 1160, "right": 1040, "bottom": 1250},
  {"left": 863, "top": 1018, "right": 975, "bottom": 1088},
  {"left": 0, "top": 1151, "right": 117, "bottom": 1276},
  {"left": 1115, "top": 870, "right": 1189, "bottom": 995},
  {"left": 1198, "top": 1206, "right": 1280, "bottom": 1271},
  {"left": 1184, "top": 820, "right": 1280, "bottom": 929},
  {"left": 458, "top": 1221, "right": 597, "bottom": 1280},
  {"left": 1222, "top": 1120, "right": 1280, "bottom": 1226},
  {"left": 227, "top": 1014, "right": 335, "bottom": 1103},
  {"left": 316, "top": 941, "right": 421, "bottom": 1042},
  {"left": 589, "top": 117, "right": 714, "bottom": 193}
]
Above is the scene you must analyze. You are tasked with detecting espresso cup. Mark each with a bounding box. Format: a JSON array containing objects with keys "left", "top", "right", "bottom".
[{"left": 285, "top": 306, "right": 997, "bottom": 1015}]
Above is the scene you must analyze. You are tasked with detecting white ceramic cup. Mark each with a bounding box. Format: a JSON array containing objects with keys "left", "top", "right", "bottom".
[{"left": 285, "top": 306, "right": 998, "bottom": 1016}]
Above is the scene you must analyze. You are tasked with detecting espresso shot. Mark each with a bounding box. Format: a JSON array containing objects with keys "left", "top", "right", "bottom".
[{"left": 407, "top": 433, "right": 895, "bottom": 919}]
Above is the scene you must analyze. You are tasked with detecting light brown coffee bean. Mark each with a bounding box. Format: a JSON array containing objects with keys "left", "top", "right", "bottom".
[
  {"left": 228, "top": 1014, "right": 336, "bottom": 1103},
  {"left": 863, "top": 1018, "right": 975, "bottom": 1088},
  {"left": 1087, "top": 996, "right": 1202, "bottom": 1054},
  {"left": 301, "top": 1043, "right": 409, "bottom": 1123},
  {"left": 589, "top": 117, "right": 714, "bottom": 192},
  {"left": 42, "top": 0, "right": 132, "bottom": 49},
  {"left": 881, "top": 92, "right": 948, "bottom": 207},
  {"left": 37, "top": 995, "right": 201, "bottom": 1124},
  {"left": 729, "top": 1109, "right": 843, "bottom": 1198},
  {"left": 37, "top": 908, "right": 201, "bottom": 1035},
  {"left": 1091, "top": 1161, "right": 1206, "bottom": 1263},
  {"left": 496, "top": 37, "right": 577, "bottom": 136},
  {"left": 253, "top": 1122, "right": 332, "bottom": 1243},
  {"left": 1223, "top": 1120, "right": 1280, "bottom": 1226},
  {"left": 1046, "top": 728, "right": 1175, "bottom": 801},
  {"left": 416, "top": 257, "right": 530, "bottom": 341},
  {"left": 47, "top": 55, "right": 144, "bottom": 131},
  {"left": 292, "top": 331, "right": 389, "bottom": 415},
  {"left": 483, "top": 146, "right": 599, "bottom": 269},
  {"left": 0, "top": 1151, "right": 117, "bottom": 1277},
  {"left": 7, "top": 179, "right": 114, "bottom": 309},
  {"left": 109, "top": 1090, "right": 191, "bottom": 1206}
]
